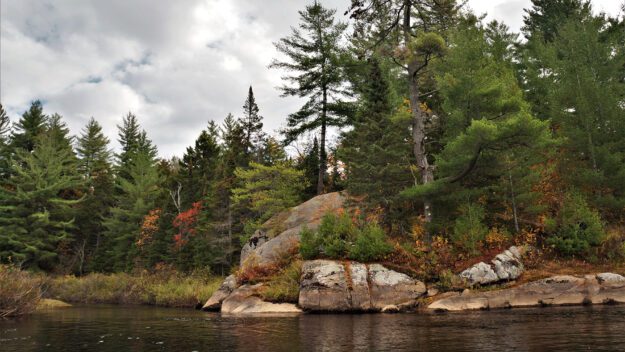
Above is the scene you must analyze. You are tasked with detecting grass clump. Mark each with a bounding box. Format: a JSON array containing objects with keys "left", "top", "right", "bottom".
[
  {"left": 0, "top": 264, "right": 44, "bottom": 318},
  {"left": 46, "top": 269, "right": 222, "bottom": 308},
  {"left": 260, "top": 260, "right": 302, "bottom": 303}
]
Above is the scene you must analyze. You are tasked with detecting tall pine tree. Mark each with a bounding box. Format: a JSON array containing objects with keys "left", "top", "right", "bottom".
[{"left": 271, "top": 1, "right": 352, "bottom": 195}]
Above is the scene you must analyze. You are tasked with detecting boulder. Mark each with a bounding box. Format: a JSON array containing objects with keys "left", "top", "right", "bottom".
[
  {"left": 429, "top": 273, "right": 625, "bottom": 311},
  {"left": 202, "top": 274, "right": 237, "bottom": 311},
  {"left": 459, "top": 246, "right": 526, "bottom": 286},
  {"left": 298, "top": 260, "right": 426, "bottom": 312},
  {"left": 241, "top": 192, "right": 346, "bottom": 268},
  {"left": 221, "top": 284, "right": 302, "bottom": 315}
]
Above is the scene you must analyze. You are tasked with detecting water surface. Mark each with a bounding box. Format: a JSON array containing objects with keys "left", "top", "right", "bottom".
[{"left": 2, "top": 304, "right": 625, "bottom": 351}]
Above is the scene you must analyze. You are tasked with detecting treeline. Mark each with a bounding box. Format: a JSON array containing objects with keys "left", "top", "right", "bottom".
[{"left": 1, "top": 0, "right": 624, "bottom": 274}]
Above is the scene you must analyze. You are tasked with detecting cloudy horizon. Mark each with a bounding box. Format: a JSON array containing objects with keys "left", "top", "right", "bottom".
[{"left": 1, "top": 0, "right": 622, "bottom": 158}]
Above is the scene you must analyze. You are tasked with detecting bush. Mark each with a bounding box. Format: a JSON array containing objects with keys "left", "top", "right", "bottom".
[
  {"left": 451, "top": 203, "right": 488, "bottom": 255},
  {"left": 0, "top": 265, "right": 43, "bottom": 318},
  {"left": 349, "top": 224, "right": 393, "bottom": 262},
  {"left": 298, "top": 212, "right": 392, "bottom": 262},
  {"left": 299, "top": 226, "right": 321, "bottom": 260},
  {"left": 547, "top": 192, "right": 606, "bottom": 257}
]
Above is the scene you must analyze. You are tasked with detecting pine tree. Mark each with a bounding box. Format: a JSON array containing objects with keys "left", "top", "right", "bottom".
[
  {"left": 102, "top": 150, "right": 161, "bottom": 272},
  {"left": 347, "top": 0, "right": 462, "bottom": 228},
  {"left": 340, "top": 58, "right": 413, "bottom": 220},
  {"left": 75, "top": 118, "right": 115, "bottom": 273},
  {"left": 297, "top": 137, "right": 320, "bottom": 200},
  {"left": 522, "top": 0, "right": 590, "bottom": 42},
  {"left": 0, "top": 104, "right": 11, "bottom": 179},
  {"left": 0, "top": 132, "right": 83, "bottom": 270},
  {"left": 403, "top": 17, "right": 554, "bottom": 233},
  {"left": 116, "top": 112, "right": 141, "bottom": 180},
  {"left": 270, "top": 1, "right": 352, "bottom": 195},
  {"left": 239, "top": 86, "right": 264, "bottom": 158},
  {"left": 11, "top": 101, "right": 47, "bottom": 152}
]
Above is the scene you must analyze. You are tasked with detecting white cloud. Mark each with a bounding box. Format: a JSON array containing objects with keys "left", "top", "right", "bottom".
[{"left": 1, "top": 0, "right": 621, "bottom": 158}]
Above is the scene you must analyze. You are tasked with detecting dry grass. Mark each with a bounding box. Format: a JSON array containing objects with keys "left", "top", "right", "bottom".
[
  {"left": 260, "top": 260, "right": 302, "bottom": 303},
  {"left": 46, "top": 271, "right": 223, "bottom": 308},
  {"left": 519, "top": 258, "right": 625, "bottom": 284},
  {"left": 0, "top": 265, "right": 44, "bottom": 318}
]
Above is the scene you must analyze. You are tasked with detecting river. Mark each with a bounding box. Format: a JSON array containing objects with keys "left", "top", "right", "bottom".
[{"left": 1, "top": 304, "right": 625, "bottom": 351}]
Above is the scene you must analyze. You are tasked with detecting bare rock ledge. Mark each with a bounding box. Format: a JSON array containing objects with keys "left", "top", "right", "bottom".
[{"left": 429, "top": 273, "right": 625, "bottom": 311}]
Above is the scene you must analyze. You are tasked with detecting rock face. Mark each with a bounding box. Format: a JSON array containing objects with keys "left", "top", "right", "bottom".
[
  {"left": 221, "top": 284, "right": 302, "bottom": 315},
  {"left": 299, "top": 260, "right": 426, "bottom": 312},
  {"left": 429, "top": 273, "right": 625, "bottom": 311},
  {"left": 202, "top": 274, "right": 237, "bottom": 311},
  {"left": 240, "top": 192, "right": 346, "bottom": 268},
  {"left": 459, "top": 246, "right": 526, "bottom": 286}
]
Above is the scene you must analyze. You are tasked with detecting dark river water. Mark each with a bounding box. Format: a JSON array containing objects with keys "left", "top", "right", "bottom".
[{"left": 2, "top": 304, "right": 625, "bottom": 351}]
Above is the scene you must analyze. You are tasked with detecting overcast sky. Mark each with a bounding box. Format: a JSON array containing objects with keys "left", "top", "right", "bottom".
[{"left": 1, "top": 0, "right": 622, "bottom": 158}]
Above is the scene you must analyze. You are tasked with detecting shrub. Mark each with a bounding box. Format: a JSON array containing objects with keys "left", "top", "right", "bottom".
[
  {"left": 299, "top": 226, "right": 321, "bottom": 260},
  {"left": 451, "top": 203, "right": 488, "bottom": 255},
  {"left": 299, "top": 212, "right": 392, "bottom": 262},
  {"left": 0, "top": 265, "right": 43, "bottom": 318},
  {"left": 547, "top": 192, "right": 605, "bottom": 257},
  {"left": 599, "top": 229, "right": 625, "bottom": 262},
  {"left": 349, "top": 224, "right": 392, "bottom": 262},
  {"left": 261, "top": 260, "right": 302, "bottom": 303}
]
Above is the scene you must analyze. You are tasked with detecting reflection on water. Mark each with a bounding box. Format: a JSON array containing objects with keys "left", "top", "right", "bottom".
[{"left": 1, "top": 304, "right": 625, "bottom": 351}]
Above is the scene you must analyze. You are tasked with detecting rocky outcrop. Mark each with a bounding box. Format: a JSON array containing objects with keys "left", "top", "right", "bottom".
[
  {"left": 240, "top": 192, "right": 346, "bottom": 267},
  {"left": 221, "top": 284, "right": 301, "bottom": 315},
  {"left": 459, "top": 246, "right": 527, "bottom": 286},
  {"left": 299, "top": 260, "right": 426, "bottom": 312},
  {"left": 202, "top": 274, "right": 237, "bottom": 311},
  {"left": 429, "top": 273, "right": 625, "bottom": 311}
]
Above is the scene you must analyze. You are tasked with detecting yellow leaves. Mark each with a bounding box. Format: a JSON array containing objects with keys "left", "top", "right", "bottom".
[
  {"left": 137, "top": 208, "right": 161, "bottom": 248},
  {"left": 485, "top": 227, "right": 508, "bottom": 249}
]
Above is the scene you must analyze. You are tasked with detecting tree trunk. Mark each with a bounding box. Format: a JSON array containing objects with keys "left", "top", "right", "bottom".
[
  {"left": 317, "top": 87, "right": 328, "bottom": 195},
  {"left": 403, "top": 2, "right": 433, "bottom": 236}
]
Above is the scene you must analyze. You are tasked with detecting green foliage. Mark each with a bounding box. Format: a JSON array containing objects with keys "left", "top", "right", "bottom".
[
  {"left": 0, "top": 131, "right": 83, "bottom": 270},
  {"left": 271, "top": 1, "right": 352, "bottom": 194},
  {"left": 232, "top": 161, "right": 306, "bottom": 240},
  {"left": 348, "top": 224, "right": 393, "bottom": 262},
  {"left": 260, "top": 260, "right": 302, "bottom": 303},
  {"left": 10, "top": 100, "right": 47, "bottom": 152},
  {"left": 299, "top": 213, "right": 391, "bottom": 262},
  {"left": 451, "top": 203, "right": 488, "bottom": 255},
  {"left": 547, "top": 192, "right": 606, "bottom": 257}
]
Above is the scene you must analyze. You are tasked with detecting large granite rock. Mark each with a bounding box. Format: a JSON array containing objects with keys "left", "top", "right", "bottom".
[
  {"left": 459, "top": 246, "right": 527, "bottom": 286},
  {"left": 240, "top": 192, "right": 346, "bottom": 267},
  {"left": 221, "top": 284, "right": 302, "bottom": 315},
  {"left": 429, "top": 273, "right": 625, "bottom": 311},
  {"left": 299, "top": 260, "right": 426, "bottom": 312},
  {"left": 202, "top": 274, "right": 237, "bottom": 311}
]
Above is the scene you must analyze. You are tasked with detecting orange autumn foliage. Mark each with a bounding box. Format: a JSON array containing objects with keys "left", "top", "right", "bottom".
[{"left": 172, "top": 202, "right": 202, "bottom": 248}]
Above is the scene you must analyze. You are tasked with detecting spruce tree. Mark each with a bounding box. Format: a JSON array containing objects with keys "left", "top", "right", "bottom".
[
  {"left": 340, "top": 58, "right": 413, "bottom": 220},
  {"left": 0, "top": 104, "right": 11, "bottom": 179},
  {"left": 0, "top": 104, "right": 9, "bottom": 145},
  {"left": 270, "top": 1, "right": 351, "bottom": 195},
  {"left": 239, "top": 86, "right": 264, "bottom": 158},
  {"left": 297, "top": 137, "right": 320, "bottom": 199},
  {"left": 102, "top": 150, "right": 161, "bottom": 272},
  {"left": 0, "top": 132, "right": 83, "bottom": 270},
  {"left": 11, "top": 100, "right": 47, "bottom": 152},
  {"left": 75, "top": 118, "right": 115, "bottom": 273},
  {"left": 116, "top": 112, "right": 141, "bottom": 180}
]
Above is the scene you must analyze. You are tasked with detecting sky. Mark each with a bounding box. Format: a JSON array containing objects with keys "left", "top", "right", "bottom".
[{"left": 1, "top": 0, "right": 622, "bottom": 158}]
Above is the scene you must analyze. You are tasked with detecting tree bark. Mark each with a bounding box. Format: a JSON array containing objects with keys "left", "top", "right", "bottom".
[
  {"left": 403, "top": 1, "right": 434, "bottom": 234},
  {"left": 318, "top": 87, "right": 328, "bottom": 195}
]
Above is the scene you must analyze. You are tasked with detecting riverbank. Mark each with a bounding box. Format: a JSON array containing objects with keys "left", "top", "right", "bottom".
[{"left": 45, "top": 271, "right": 223, "bottom": 308}]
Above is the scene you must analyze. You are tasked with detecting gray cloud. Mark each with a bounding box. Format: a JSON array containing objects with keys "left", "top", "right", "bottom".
[{"left": 1, "top": 0, "right": 620, "bottom": 157}]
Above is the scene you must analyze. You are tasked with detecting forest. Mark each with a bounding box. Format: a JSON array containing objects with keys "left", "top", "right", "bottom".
[{"left": 0, "top": 0, "right": 624, "bottom": 283}]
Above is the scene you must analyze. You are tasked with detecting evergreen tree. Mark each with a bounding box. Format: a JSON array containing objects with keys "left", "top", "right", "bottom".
[
  {"left": 75, "top": 118, "right": 115, "bottom": 273},
  {"left": 116, "top": 112, "right": 141, "bottom": 180},
  {"left": 522, "top": 0, "right": 590, "bottom": 42},
  {"left": 257, "top": 136, "right": 286, "bottom": 166},
  {"left": 102, "top": 150, "right": 161, "bottom": 272},
  {"left": 347, "top": 0, "right": 462, "bottom": 228},
  {"left": 239, "top": 86, "right": 264, "bottom": 158},
  {"left": 403, "top": 17, "right": 553, "bottom": 233},
  {"left": 270, "top": 1, "right": 352, "bottom": 195},
  {"left": 297, "top": 137, "right": 320, "bottom": 199},
  {"left": 340, "top": 58, "right": 413, "bottom": 221},
  {"left": 0, "top": 132, "right": 83, "bottom": 270},
  {"left": 11, "top": 101, "right": 47, "bottom": 152},
  {"left": 0, "top": 104, "right": 11, "bottom": 179}
]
